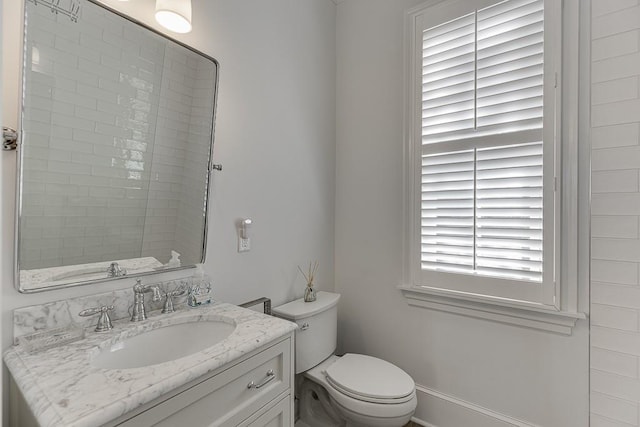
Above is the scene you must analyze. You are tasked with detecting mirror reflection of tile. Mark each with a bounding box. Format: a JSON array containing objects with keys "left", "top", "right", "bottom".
[{"left": 17, "top": 0, "right": 218, "bottom": 291}]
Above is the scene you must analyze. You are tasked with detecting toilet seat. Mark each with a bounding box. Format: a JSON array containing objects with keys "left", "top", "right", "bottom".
[{"left": 325, "top": 353, "right": 415, "bottom": 404}]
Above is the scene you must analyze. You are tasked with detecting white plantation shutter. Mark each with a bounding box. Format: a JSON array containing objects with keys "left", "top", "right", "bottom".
[
  {"left": 420, "top": 0, "right": 549, "bottom": 285},
  {"left": 476, "top": 0, "right": 544, "bottom": 132},
  {"left": 421, "top": 150, "right": 475, "bottom": 273},
  {"left": 475, "top": 142, "right": 543, "bottom": 281},
  {"left": 422, "top": 13, "right": 476, "bottom": 143}
]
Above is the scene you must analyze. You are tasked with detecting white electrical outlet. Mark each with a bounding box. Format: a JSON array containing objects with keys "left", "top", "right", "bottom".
[{"left": 238, "top": 237, "right": 251, "bottom": 252}]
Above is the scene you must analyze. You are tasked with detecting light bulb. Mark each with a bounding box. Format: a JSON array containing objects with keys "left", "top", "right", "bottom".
[{"left": 155, "top": 0, "right": 192, "bottom": 33}]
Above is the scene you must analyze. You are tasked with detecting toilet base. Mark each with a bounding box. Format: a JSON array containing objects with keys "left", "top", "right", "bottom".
[
  {"left": 298, "top": 378, "right": 345, "bottom": 427},
  {"left": 298, "top": 375, "right": 415, "bottom": 427},
  {"left": 331, "top": 398, "right": 414, "bottom": 427}
]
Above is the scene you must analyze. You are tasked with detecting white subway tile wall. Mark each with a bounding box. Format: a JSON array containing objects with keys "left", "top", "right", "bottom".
[
  {"left": 19, "top": 1, "right": 216, "bottom": 270},
  {"left": 173, "top": 59, "right": 215, "bottom": 264},
  {"left": 591, "top": 1, "right": 640, "bottom": 426}
]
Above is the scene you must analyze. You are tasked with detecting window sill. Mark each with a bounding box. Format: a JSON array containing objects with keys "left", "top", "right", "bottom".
[{"left": 398, "top": 285, "right": 585, "bottom": 335}]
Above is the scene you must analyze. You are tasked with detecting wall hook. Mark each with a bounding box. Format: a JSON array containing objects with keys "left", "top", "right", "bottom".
[{"left": 3, "top": 127, "right": 18, "bottom": 151}]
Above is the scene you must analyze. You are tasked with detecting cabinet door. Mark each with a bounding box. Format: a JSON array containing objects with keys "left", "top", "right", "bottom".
[{"left": 239, "top": 395, "right": 291, "bottom": 427}]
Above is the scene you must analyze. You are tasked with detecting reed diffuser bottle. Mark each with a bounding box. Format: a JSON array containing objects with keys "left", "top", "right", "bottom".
[{"left": 299, "top": 261, "right": 318, "bottom": 302}]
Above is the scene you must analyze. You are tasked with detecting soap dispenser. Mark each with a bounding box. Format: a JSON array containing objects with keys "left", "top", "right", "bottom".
[
  {"left": 188, "top": 264, "right": 212, "bottom": 307},
  {"left": 166, "top": 250, "right": 181, "bottom": 268}
]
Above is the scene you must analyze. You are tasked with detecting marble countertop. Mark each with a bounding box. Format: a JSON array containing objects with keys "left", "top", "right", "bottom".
[
  {"left": 20, "top": 257, "right": 165, "bottom": 291},
  {"left": 4, "top": 302, "right": 297, "bottom": 427}
]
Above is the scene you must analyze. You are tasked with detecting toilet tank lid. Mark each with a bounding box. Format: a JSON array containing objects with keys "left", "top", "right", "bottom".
[{"left": 272, "top": 291, "right": 340, "bottom": 320}]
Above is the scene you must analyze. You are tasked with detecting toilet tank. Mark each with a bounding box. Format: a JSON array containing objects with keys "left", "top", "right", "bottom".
[{"left": 273, "top": 292, "right": 340, "bottom": 374}]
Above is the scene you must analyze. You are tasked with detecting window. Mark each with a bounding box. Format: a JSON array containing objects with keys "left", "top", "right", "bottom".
[{"left": 405, "top": 0, "right": 563, "bottom": 308}]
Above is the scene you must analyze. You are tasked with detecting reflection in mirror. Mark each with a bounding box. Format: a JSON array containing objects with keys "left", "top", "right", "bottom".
[{"left": 17, "top": 0, "right": 219, "bottom": 292}]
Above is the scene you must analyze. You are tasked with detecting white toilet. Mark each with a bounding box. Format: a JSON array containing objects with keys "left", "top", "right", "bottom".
[{"left": 273, "top": 291, "right": 417, "bottom": 427}]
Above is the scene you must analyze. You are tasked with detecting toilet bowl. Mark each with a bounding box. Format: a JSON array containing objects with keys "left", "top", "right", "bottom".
[
  {"left": 303, "top": 355, "right": 417, "bottom": 427},
  {"left": 273, "top": 292, "right": 417, "bottom": 427}
]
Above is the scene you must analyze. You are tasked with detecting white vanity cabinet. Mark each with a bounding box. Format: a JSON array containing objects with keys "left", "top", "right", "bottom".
[
  {"left": 108, "top": 335, "right": 294, "bottom": 427},
  {"left": 6, "top": 302, "right": 298, "bottom": 427},
  {"left": 239, "top": 395, "right": 292, "bottom": 427}
]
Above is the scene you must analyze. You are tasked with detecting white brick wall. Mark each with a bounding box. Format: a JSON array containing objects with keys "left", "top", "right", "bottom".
[
  {"left": 590, "top": 1, "right": 640, "bottom": 425},
  {"left": 19, "top": 0, "right": 215, "bottom": 269}
]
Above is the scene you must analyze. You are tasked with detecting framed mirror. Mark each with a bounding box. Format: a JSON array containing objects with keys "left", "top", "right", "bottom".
[{"left": 16, "top": 0, "right": 219, "bottom": 292}]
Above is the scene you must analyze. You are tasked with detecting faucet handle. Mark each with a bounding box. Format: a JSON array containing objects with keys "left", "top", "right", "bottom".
[
  {"left": 106, "top": 262, "right": 127, "bottom": 277},
  {"left": 79, "top": 306, "right": 114, "bottom": 332},
  {"left": 167, "top": 287, "right": 186, "bottom": 298},
  {"left": 162, "top": 288, "right": 186, "bottom": 314}
]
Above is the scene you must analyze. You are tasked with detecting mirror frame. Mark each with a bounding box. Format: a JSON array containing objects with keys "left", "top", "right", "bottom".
[{"left": 15, "top": 0, "right": 220, "bottom": 293}]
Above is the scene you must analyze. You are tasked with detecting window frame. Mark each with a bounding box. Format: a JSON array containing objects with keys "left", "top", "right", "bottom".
[{"left": 402, "top": 0, "right": 586, "bottom": 329}]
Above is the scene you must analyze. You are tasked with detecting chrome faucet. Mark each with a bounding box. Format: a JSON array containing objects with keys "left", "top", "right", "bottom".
[
  {"left": 131, "top": 279, "right": 162, "bottom": 322},
  {"left": 106, "top": 262, "right": 127, "bottom": 278}
]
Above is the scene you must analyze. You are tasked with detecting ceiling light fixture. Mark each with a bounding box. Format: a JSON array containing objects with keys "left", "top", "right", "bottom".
[{"left": 155, "top": 0, "right": 192, "bottom": 34}]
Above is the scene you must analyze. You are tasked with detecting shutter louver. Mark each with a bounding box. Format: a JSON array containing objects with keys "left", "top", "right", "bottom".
[{"left": 420, "top": 0, "right": 545, "bottom": 283}]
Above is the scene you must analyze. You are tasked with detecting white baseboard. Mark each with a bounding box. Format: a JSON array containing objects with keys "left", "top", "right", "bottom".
[
  {"left": 411, "top": 385, "right": 539, "bottom": 427},
  {"left": 410, "top": 415, "right": 436, "bottom": 427}
]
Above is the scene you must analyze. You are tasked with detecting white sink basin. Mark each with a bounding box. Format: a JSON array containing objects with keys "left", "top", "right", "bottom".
[{"left": 92, "top": 321, "right": 236, "bottom": 369}]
